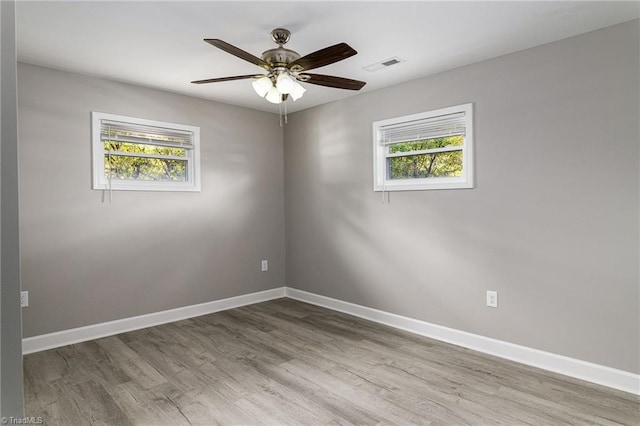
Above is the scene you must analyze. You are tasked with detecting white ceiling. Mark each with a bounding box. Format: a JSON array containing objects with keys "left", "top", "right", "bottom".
[{"left": 16, "top": 1, "right": 639, "bottom": 114}]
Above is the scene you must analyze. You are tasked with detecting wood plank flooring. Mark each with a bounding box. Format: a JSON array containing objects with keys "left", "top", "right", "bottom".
[{"left": 24, "top": 298, "right": 639, "bottom": 425}]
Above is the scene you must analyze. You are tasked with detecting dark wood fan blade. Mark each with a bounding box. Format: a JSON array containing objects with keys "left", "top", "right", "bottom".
[
  {"left": 289, "top": 43, "right": 357, "bottom": 72},
  {"left": 191, "top": 74, "right": 263, "bottom": 84},
  {"left": 300, "top": 73, "right": 366, "bottom": 90},
  {"left": 204, "top": 39, "right": 270, "bottom": 70}
]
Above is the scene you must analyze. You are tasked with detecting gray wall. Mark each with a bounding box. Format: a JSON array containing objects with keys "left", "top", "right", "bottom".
[
  {"left": 1, "top": 0, "right": 24, "bottom": 416},
  {"left": 16, "top": 20, "right": 640, "bottom": 376},
  {"left": 18, "top": 63, "right": 285, "bottom": 337},
  {"left": 284, "top": 21, "right": 640, "bottom": 374}
]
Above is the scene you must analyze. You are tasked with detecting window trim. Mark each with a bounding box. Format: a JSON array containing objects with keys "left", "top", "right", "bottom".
[
  {"left": 91, "top": 112, "right": 201, "bottom": 192},
  {"left": 372, "top": 103, "right": 474, "bottom": 191}
]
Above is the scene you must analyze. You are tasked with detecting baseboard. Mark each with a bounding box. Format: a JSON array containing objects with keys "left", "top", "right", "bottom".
[
  {"left": 22, "top": 285, "right": 639, "bottom": 395},
  {"left": 22, "top": 287, "right": 286, "bottom": 355},
  {"left": 285, "top": 287, "right": 640, "bottom": 396}
]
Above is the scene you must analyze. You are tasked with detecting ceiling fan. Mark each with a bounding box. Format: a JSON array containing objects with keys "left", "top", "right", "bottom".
[{"left": 191, "top": 28, "right": 366, "bottom": 105}]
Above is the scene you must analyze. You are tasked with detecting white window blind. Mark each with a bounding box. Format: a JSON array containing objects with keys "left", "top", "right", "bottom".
[
  {"left": 100, "top": 120, "right": 194, "bottom": 149},
  {"left": 378, "top": 111, "right": 466, "bottom": 145}
]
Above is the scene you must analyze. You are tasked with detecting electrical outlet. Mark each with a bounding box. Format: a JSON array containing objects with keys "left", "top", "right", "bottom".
[
  {"left": 261, "top": 260, "right": 268, "bottom": 272},
  {"left": 486, "top": 290, "right": 498, "bottom": 308},
  {"left": 21, "top": 291, "right": 29, "bottom": 308}
]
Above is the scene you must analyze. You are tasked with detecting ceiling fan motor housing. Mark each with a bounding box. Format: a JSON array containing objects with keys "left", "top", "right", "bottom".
[
  {"left": 262, "top": 28, "right": 300, "bottom": 68},
  {"left": 261, "top": 47, "right": 301, "bottom": 68}
]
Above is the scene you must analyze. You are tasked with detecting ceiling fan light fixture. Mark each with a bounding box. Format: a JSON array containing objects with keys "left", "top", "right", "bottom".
[
  {"left": 265, "top": 86, "right": 283, "bottom": 104},
  {"left": 275, "top": 72, "right": 295, "bottom": 94},
  {"left": 252, "top": 76, "right": 273, "bottom": 97},
  {"left": 289, "top": 81, "right": 306, "bottom": 101}
]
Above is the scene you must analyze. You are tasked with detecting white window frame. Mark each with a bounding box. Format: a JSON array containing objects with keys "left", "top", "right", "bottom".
[
  {"left": 373, "top": 103, "right": 474, "bottom": 191},
  {"left": 92, "top": 112, "right": 201, "bottom": 192}
]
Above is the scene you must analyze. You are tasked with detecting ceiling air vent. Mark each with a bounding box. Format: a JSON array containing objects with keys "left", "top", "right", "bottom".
[{"left": 363, "top": 57, "right": 405, "bottom": 72}]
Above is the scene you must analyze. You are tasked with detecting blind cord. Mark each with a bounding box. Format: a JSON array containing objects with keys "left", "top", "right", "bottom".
[
  {"left": 106, "top": 124, "right": 113, "bottom": 203},
  {"left": 108, "top": 149, "right": 113, "bottom": 203},
  {"left": 382, "top": 137, "right": 388, "bottom": 204}
]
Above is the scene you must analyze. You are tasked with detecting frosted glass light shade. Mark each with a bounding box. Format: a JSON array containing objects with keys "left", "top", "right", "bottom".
[
  {"left": 265, "top": 86, "right": 283, "bottom": 104},
  {"left": 289, "top": 81, "right": 306, "bottom": 101},
  {"left": 252, "top": 77, "right": 273, "bottom": 97},
  {"left": 276, "top": 73, "right": 295, "bottom": 94}
]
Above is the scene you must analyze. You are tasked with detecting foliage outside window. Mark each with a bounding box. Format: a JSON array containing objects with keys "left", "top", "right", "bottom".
[
  {"left": 92, "top": 112, "right": 201, "bottom": 192},
  {"left": 373, "top": 103, "right": 474, "bottom": 191}
]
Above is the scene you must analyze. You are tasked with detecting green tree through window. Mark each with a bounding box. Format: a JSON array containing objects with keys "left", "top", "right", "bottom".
[
  {"left": 104, "top": 140, "right": 187, "bottom": 182},
  {"left": 387, "top": 136, "right": 463, "bottom": 179}
]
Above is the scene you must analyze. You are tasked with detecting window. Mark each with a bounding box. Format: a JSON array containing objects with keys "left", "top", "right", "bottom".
[
  {"left": 92, "top": 112, "right": 200, "bottom": 192},
  {"left": 373, "top": 103, "right": 473, "bottom": 191}
]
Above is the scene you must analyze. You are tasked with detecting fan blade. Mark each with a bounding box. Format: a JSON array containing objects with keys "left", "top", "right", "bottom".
[
  {"left": 300, "top": 73, "right": 366, "bottom": 91},
  {"left": 289, "top": 43, "right": 357, "bottom": 72},
  {"left": 191, "top": 74, "right": 263, "bottom": 84},
  {"left": 204, "top": 39, "right": 270, "bottom": 70}
]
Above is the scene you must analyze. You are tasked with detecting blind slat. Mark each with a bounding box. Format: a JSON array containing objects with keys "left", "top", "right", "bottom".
[
  {"left": 385, "top": 145, "right": 463, "bottom": 158},
  {"left": 101, "top": 134, "right": 192, "bottom": 148},
  {"left": 105, "top": 151, "right": 187, "bottom": 161},
  {"left": 379, "top": 112, "right": 466, "bottom": 145}
]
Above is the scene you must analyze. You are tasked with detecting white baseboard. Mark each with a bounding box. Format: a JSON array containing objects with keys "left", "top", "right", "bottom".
[
  {"left": 22, "top": 285, "right": 639, "bottom": 396},
  {"left": 285, "top": 287, "right": 640, "bottom": 396},
  {"left": 22, "top": 287, "right": 286, "bottom": 355}
]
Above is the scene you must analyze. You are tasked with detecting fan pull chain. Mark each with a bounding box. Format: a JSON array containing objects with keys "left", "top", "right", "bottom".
[{"left": 284, "top": 99, "right": 288, "bottom": 125}]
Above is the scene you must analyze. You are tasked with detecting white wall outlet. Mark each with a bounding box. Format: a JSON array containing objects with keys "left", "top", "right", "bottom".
[
  {"left": 21, "top": 291, "right": 29, "bottom": 308},
  {"left": 261, "top": 260, "right": 268, "bottom": 272},
  {"left": 486, "top": 290, "right": 498, "bottom": 308}
]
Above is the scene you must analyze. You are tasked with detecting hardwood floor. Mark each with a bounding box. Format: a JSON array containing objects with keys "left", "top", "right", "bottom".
[{"left": 24, "top": 298, "right": 639, "bottom": 425}]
